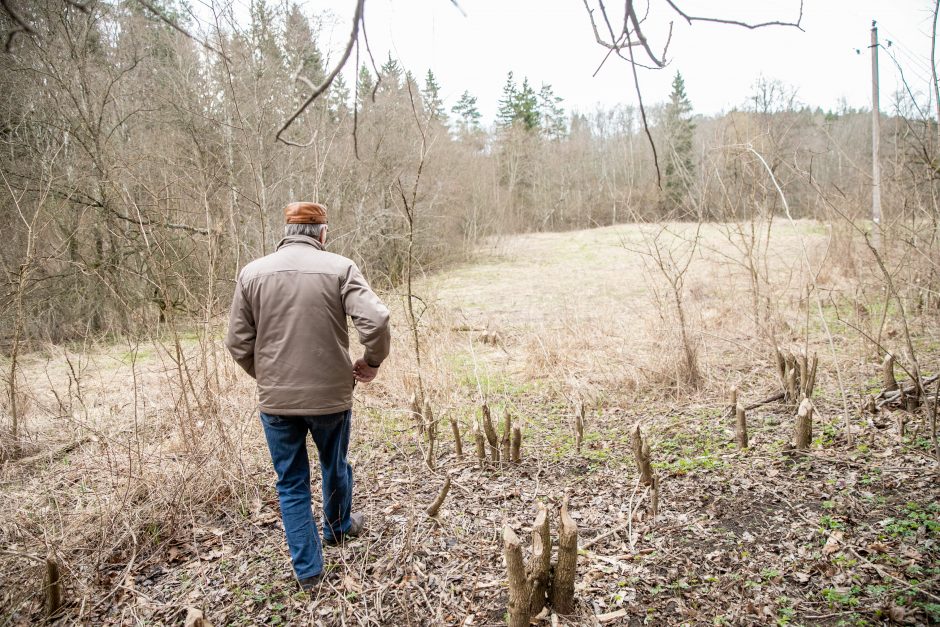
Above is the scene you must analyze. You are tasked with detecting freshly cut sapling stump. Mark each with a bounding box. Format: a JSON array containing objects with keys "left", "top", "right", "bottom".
[
  {"left": 631, "top": 424, "right": 655, "bottom": 486},
  {"left": 728, "top": 387, "right": 738, "bottom": 417},
  {"left": 472, "top": 419, "right": 487, "bottom": 466},
  {"left": 776, "top": 348, "right": 818, "bottom": 406},
  {"left": 882, "top": 353, "right": 899, "bottom": 392},
  {"left": 735, "top": 403, "right": 748, "bottom": 448},
  {"left": 528, "top": 503, "right": 551, "bottom": 616},
  {"left": 424, "top": 400, "right": 436, "bottom": 470},
  {"left": 650, "top": 475, "right": 660, "bottom": 518},
  {"left": 425, "top": 476, "right": 451, "bottom": 517},
  {"left": 45, "top": 554, "right": 63, "bottom": 618},
  {"left": 450, "top": 416, "right": 463, "bottom": 459},
  {"left": 575, "top": 402, "right": 585, "bottom": 453},
  {"left": 550, "top": 499, "right": 579, "bottom": 615},
  {"left": 500, "top": 410, "right": 512, "bottom": 463},
  {"left": 794, "top": 397, "right": 814, "bottom": 449},
  {"left": 482, "top": 402, "right": 500, "bottom": 462},
  {"left": 503, "top": 525, "right": 531, "bottom": 627},
  {"left": 511, "top": 424, "right": 522, "bottom": 464}
]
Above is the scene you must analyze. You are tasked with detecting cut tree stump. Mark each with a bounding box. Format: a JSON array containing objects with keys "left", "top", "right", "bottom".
[
  {"left": 450, "top": 416, "right": 463, "bottom": 459},
  {"left": 482, "top": 403, "right": 500, "bottom": 463},
  {"left": 549, "top": 499, "right": 579, "bottom": 615},
  {"left": 794, "top": 397, "right": 815, "bottom": 449},
  {"left": 472, "top": 419, "right": 487, "bottom": 466},
  {"left": 882, "top": 353, "right": 899, "bottom": 392},
  {"left": 425, "top": 476, "right": 451, "bottom": 517},
  {"left": 631, "top": 425, "right": 655, "bottom": 486},
  {"left": 735, "top": 403, "right": 748, "bottom": 448},
  {"left": 776, "top": 348, "right": 818, "bottom": 406},
  {"left": 45, "top": 553, "right": 63, "bottom": 618},
  {"left": 500, "top": 410, "right": 512, "bottom": 464},
  {"left": 511, "top": 425, "right": 522, "bottom": 464},
  {"left": 528, "top": 503, "right": 551, "bottom": 616},
  {"left": 503, "top": 525, "right": 531, "bottom": 627},
  {"left": 575, "top": 402, "right": 585, "bottom": 453}
]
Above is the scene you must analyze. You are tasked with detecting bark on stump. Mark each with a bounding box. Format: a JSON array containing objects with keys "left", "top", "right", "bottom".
[
  {"left": 776, "top": 349, "right": 818, "bottom": 406},
  {"left": 450, "top": 416, "right": 463, "bottom": 459},
  {"left": 528, "top": 503, "right": 551, "bottom": 616},
  {"left": 472, "top": 419, "right": 487, "bottom": 467},
  {"left": 511, "top": 425, "right": 522, "bottom": 464},
  {"left": 425, "top": 476, "right": 451, "bottom": 517},
  {"left": 794, "top": 397, "right": 814, "bottom": 449},
  {"left": 45, "top": 554, "right": 63, "bottom": 618},
  {"left": 482, "top": 403, "right": 500, "bottom": 463},
  {"left": 882, "top": 353, "right": 899, "bottom": 392},
  {"left": 735, "top": 403, "right": 748, "bottom": 448},
  {"left": 575, "top": 402, "right": 585, "bottom": 453},
  {"left": 631, "top": 425, "right": 655, "bottom": 486},
  {"left": 550, "top": 499, "right": 579, "bottom": 615},
  {"left": 503, "top": 526, "right": 531, "bottom": 627},
  {"left": 500, "top": 410, "right": 512, "bottom": 464}
]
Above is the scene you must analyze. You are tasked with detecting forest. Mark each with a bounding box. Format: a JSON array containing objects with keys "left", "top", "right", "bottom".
[{"left": 1, "top": 1, "right": 938, "bottom": 625}]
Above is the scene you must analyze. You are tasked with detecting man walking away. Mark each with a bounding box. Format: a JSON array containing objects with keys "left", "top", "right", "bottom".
[{"left": 224, "top": 201, "right": 391, "bottom": 592}]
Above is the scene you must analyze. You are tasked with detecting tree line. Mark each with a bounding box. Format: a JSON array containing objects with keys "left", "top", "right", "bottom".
[{"left": 1, "top": 0, "right": 938, "bottom": 345}]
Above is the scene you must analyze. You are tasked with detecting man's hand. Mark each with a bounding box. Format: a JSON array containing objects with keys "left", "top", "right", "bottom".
[{"left": 353, "top": 358, "right": 379, "bottom": 383}]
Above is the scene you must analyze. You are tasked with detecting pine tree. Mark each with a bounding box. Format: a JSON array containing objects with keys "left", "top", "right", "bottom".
[
  {"left": 422, "top": 69, "right": 446, "bottom": 121},
  {"left": 513, "top": 78, "right": 540, "bottom": 131},
  {"left": 283, "top": 3, "right": 323, "bottom": 83},
  {"left": 663, "top": 71, "right": 695, "bottom": 212},
  {"left": 378, "top": 54, "right": 402, "bottom": 93},
  {"left": 452, "top": 90, "right": 481, "bottom": 133},
  {"left": 357, "top": 64, "right": 375, "bottom": 109},
  {"left": 496, "top": 72, "right": 518, "bottom": 128},
  {"left": 328, "top": 72, "right": 350, "bottom": 119},
  {"left": 537, "top": 83, "right": 566, "bottom": 140}
]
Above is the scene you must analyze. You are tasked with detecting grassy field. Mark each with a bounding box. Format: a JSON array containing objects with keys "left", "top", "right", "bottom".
[{"left": 2, "top": 221, "right": 938, "bottom": 625}]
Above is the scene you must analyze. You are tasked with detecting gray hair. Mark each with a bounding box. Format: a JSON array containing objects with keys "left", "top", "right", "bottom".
[{"left": 285, "top": 223, "right": 326, "bottom": 239}]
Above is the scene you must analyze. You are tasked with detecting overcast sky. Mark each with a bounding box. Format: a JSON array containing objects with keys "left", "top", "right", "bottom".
[{"left": 260, "top": 0, "right": 938, "bottom": 124}]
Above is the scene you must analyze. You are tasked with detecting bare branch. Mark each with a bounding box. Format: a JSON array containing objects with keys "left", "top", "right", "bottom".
[
  {"left": 276, "top": 0, "right": 365, "bottom": 144},
  {"left": 664, "top": 0, "right": 804, "bottom": 31},
  {"left": 134, "top": 0, "right": 231, "bottom": 61}
]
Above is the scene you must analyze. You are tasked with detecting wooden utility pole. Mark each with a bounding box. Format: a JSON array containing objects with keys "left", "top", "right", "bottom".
[{"left": 871, "top": 21, "right": 882, "bottom": 250}]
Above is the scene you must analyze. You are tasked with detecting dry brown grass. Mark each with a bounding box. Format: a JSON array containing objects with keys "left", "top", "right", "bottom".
[{"left": 2, "top": 220, "right": 938, "bottom": 625}]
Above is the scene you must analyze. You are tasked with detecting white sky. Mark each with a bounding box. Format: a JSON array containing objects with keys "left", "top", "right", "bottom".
[{"left": 260, "top": 0, "right": 939, "bottom": 124}]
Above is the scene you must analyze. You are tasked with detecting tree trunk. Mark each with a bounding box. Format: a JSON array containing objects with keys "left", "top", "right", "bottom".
[
  {"left": 45, "top": 554, "right": 63, "bottom": 618},
  {"left": 735, "top": 403, "right": 748, "bottom": 448},
  {"left": 794, "top": 397, "right": 814, "bottom": 449},
  {"left": 482, "top": 402, "right": 500, "bottom": 462},
  {"left": 410, "top": 392, "right": 424, "bottom": 435},
  {"left": 424, "top": 400, "right": 436, "bottom": 470},
  {"left": 528, "top": 503, "right": 551, "bottom": 616},
  {"left": 882, "top": 353, "right": 898, "bottom": 392},
  {"left": 450, "top": 416, "right": 463, "bottom": 458},
  {"left": 503, "top": 526, "right": 531, "bottom": 627},
  {"left": 550, "top": 499, "right": 578, "bottom": 615},
  {"left": 473, "top": 419, "right": 487, "bottom": 466},
  {"left": 500, "top": 410, "right": 512, "bottom": 463},
  {"left": 511, "top": 425, "right": 522, "bottom": 463},
  {"left": 575, "top": 402, "right": 585, "bottom": 453},
  {"left": 631, "top": 424, "right": 655, "bottom": 485}
]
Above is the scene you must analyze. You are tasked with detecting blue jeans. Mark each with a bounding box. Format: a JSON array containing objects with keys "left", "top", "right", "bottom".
[{"left": 259, "top": 410, "right": 354, "bottom": 579}]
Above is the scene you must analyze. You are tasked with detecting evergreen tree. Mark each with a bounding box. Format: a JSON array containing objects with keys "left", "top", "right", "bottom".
[
  {"left": 452, "top": 90, "right": 481, "bottom": 132},
  {"left": 513, "top": 78, "right": 539, "bottom": 131},
  {"left": 378, "top": 54, "right": 402, "bottom": 93},
  {"left": 357, "top": 64, "right": 375, "bottom": 108},
  {"left": 328, "top": 72, "right": 350, "bottom": 119},
  {"left": 283, "top": 3, "right": 323, "bottom": 82},
  {"left": 537, "top": 82, "right": 566, "bottom": 140},
  {"left": 663, "top": 71, "right": 695, "bottom": 212},
  {"left": 496, "top": 72, "right": 518, "bottom": 128},
  {"left": 422, "top": 69, "right": 446, "bottom": 121}
]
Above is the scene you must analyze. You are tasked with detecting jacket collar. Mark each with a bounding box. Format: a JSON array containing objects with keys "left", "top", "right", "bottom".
[{"left": 276, "top": 234, "right": 324, "bottom": 252}]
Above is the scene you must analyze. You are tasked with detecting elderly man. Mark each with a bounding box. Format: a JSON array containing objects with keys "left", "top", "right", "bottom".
[{"left": 225, "top": 201, "right": 391, "bottom": 591}]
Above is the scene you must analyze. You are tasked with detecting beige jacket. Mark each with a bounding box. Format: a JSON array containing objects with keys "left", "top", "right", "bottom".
[{"left": 225, "top": 235, "right": 391, "bottom": 415}]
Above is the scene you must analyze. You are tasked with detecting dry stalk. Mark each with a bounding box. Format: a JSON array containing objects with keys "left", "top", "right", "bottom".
[{"left": 425, "top": 476, "right": 451, "bottom": 518}]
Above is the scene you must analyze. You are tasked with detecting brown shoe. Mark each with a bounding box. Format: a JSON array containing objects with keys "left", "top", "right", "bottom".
[{"left": 324, "top": 512, "right": 365, "bottom": 546}]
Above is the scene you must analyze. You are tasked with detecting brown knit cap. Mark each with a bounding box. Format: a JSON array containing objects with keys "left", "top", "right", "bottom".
[{"left": 284, "top": 201, "right": 328, "bottom": 224}]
